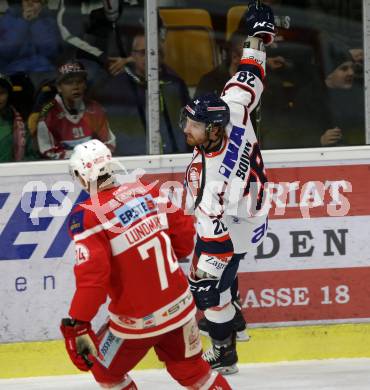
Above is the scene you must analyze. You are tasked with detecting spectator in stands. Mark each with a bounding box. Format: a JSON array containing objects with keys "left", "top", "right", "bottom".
[
  {"left": 37, "top": 60, "right": 116, "bottom": 159},
  {"left": 305, "top": 45, "right": 364, "bottom": 146},
  {"left": 349, "top": 47, "right": 363, "bottom": 85},
  {"left": 57, "top": 0, "right": 148, "bottom": 77},
  {"left": 91, "top": 28, "right": 190, "bottom": 156},
  {"left": 307, "top": 1, "right": 363, "bottom": 94},
  {"left": 238, "top": 0, "right": 318, "bottom": 148},
  {"left": 195, "top": 31, "right": 244, "bottom": 97},
  {"left": 263, "top": 45, "right": 364, "bottom": 148},
  {"left": 0, "top": 0, "right": 61, "bottom": 75},
  {"left": 78, "top": 0, "right": 146, "bottom": 76},
  {"left": 27, "top": 77, "right": 58, "bottom": 139},
  {"left": 9, "top": 72, "right": 35, "bottom": 120},
  {"left": 0, "top": 73, "right": 28, "bottom": 162}
]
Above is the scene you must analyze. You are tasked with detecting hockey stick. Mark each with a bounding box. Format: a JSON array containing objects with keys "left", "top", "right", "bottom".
[{"left": 254, "top": 0, "right": 262, "bottom": 144}]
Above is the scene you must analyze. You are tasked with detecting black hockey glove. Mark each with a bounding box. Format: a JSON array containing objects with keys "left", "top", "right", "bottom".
[
  {"left": 243, "top": 1, "right": 275, "bottom": 46},
  {"left": 188, "top": 276, "right": 220, "bottom": 310}
]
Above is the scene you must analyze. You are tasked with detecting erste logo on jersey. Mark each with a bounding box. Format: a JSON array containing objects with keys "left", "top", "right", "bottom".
[
  {"left": 114, "top": 194, "right": 156, "bottom": 228},
  {"left": 186, "top": 162, "right": 202, "bottom": 197}
]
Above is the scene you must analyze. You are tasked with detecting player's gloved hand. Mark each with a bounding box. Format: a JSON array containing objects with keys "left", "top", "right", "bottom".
[
  {"left": 188, "top": 276, "right": 220, "bottom": 310},
  {"left": 244, "top": 1, "right": 275, "bottom": 46},
  {"left": 60, "top": 318, "right": 99, "bottom": 371}
]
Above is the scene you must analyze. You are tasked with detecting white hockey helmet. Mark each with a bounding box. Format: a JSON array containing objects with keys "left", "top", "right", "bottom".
[{"left": 69, "top": 140, "right": 113, "bottom": 189}]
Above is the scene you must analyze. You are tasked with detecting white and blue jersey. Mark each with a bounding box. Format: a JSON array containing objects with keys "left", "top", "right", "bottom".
[{"left": 185, "top": 41, "right": 269, "bottom": 265}]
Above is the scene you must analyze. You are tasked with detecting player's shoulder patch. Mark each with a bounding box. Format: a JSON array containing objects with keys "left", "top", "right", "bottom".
[{"left": 69, "top": 209, "right": 85, "bottom": 235}]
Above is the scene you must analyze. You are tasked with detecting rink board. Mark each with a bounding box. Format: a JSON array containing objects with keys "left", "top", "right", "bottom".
[
  {"left": 1, "top": 146, "right": 370, "bottom": 376},
  {"left": 2, "top": 324, "right": 370, "bottom": 378}
]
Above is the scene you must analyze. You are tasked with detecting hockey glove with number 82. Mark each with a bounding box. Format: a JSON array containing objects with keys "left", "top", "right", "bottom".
[{"left": 60, "top": 318, "right": 99, "bottom": 371}]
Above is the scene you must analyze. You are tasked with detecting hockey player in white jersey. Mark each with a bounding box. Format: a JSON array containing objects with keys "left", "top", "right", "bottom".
[{"left": 180, "top": 2, "right": 275, "bottom": 375}]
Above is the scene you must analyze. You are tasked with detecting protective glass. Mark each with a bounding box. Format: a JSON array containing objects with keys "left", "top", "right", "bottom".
[{"left": 178, "top": 107, "right": 188, "bottom": 131}]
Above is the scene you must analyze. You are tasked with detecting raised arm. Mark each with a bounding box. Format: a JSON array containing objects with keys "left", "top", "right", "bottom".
[{"left": 222, "top": 1, "right": 275, "bottom": 114}]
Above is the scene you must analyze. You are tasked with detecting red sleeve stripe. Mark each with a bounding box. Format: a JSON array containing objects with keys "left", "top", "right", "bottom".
[
  {"left": 221, "top": 82, "right": 256, "bottom": 108},
  {"left": 239, "top": 58, "right": 265, "bottom": 80},
  {"left": 200, "top": 251, "right": 234, "bottom": 259},
  {"left": 243, "top": 106, "right": 249, "bottom": 126},
  {"left": 200, "top": 234, "right": 231, "bottom": 243}
]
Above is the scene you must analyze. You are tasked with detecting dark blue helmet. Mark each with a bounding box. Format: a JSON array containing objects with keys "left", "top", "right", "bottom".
[{"left": 180, "top": 93, "right": 230, "bottom": 131}]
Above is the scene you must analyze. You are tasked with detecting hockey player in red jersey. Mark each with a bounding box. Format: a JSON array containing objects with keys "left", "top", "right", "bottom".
[
  {"left": 60, "top": 139, "right": 231, "bottom": 389},
  {"left": 37, "top": 60, "right": 116, "bottom": 159},
  {"left": 180, "top": 2, "right": 275, "bottom": 375}
]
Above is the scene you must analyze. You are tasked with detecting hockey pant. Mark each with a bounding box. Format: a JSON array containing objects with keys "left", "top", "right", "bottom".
[{"left": 89, "top": 317, "right": 216, "bottom": 389}]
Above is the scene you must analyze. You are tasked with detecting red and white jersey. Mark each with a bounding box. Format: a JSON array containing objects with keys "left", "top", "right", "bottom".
[
  {"left": 37, "top": 94, "right": 116, "bottom": 159},
  {"left": 68, "top": 181, "right": 196, "bottom": 339},
  {"left": 185, "top": 42, "right": 269, "bottom": 259}
]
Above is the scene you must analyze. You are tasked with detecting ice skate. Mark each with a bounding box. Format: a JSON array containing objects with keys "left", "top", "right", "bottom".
[{"left": 202, "top": 335, "right": 238, "bottom": 375}]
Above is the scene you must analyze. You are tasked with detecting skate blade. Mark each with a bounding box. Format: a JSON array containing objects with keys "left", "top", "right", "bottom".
[
  {"left": 215, "top": 364, "right": 239, "bottom": 376},
  {"left": 236, "top": 331, "right": 251, "bottom": 342}
]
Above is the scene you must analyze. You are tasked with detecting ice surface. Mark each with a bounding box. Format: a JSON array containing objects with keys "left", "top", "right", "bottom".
[{"left": 1, "top": 359, "right": 370, "bottom": 390}]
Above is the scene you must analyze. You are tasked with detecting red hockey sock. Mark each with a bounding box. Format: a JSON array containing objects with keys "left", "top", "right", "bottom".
[
  {"left": 98, "top": 375, "right": 138, "bottom": 390},
  {"left": 187, "top": 370, "right": 232, "bottom": 390},
  {"left": 120, "top": 382, "right": 138, "bottom": 390},
  {"left": 207, "top": 372, "right": 231, "bottom": 390}
]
